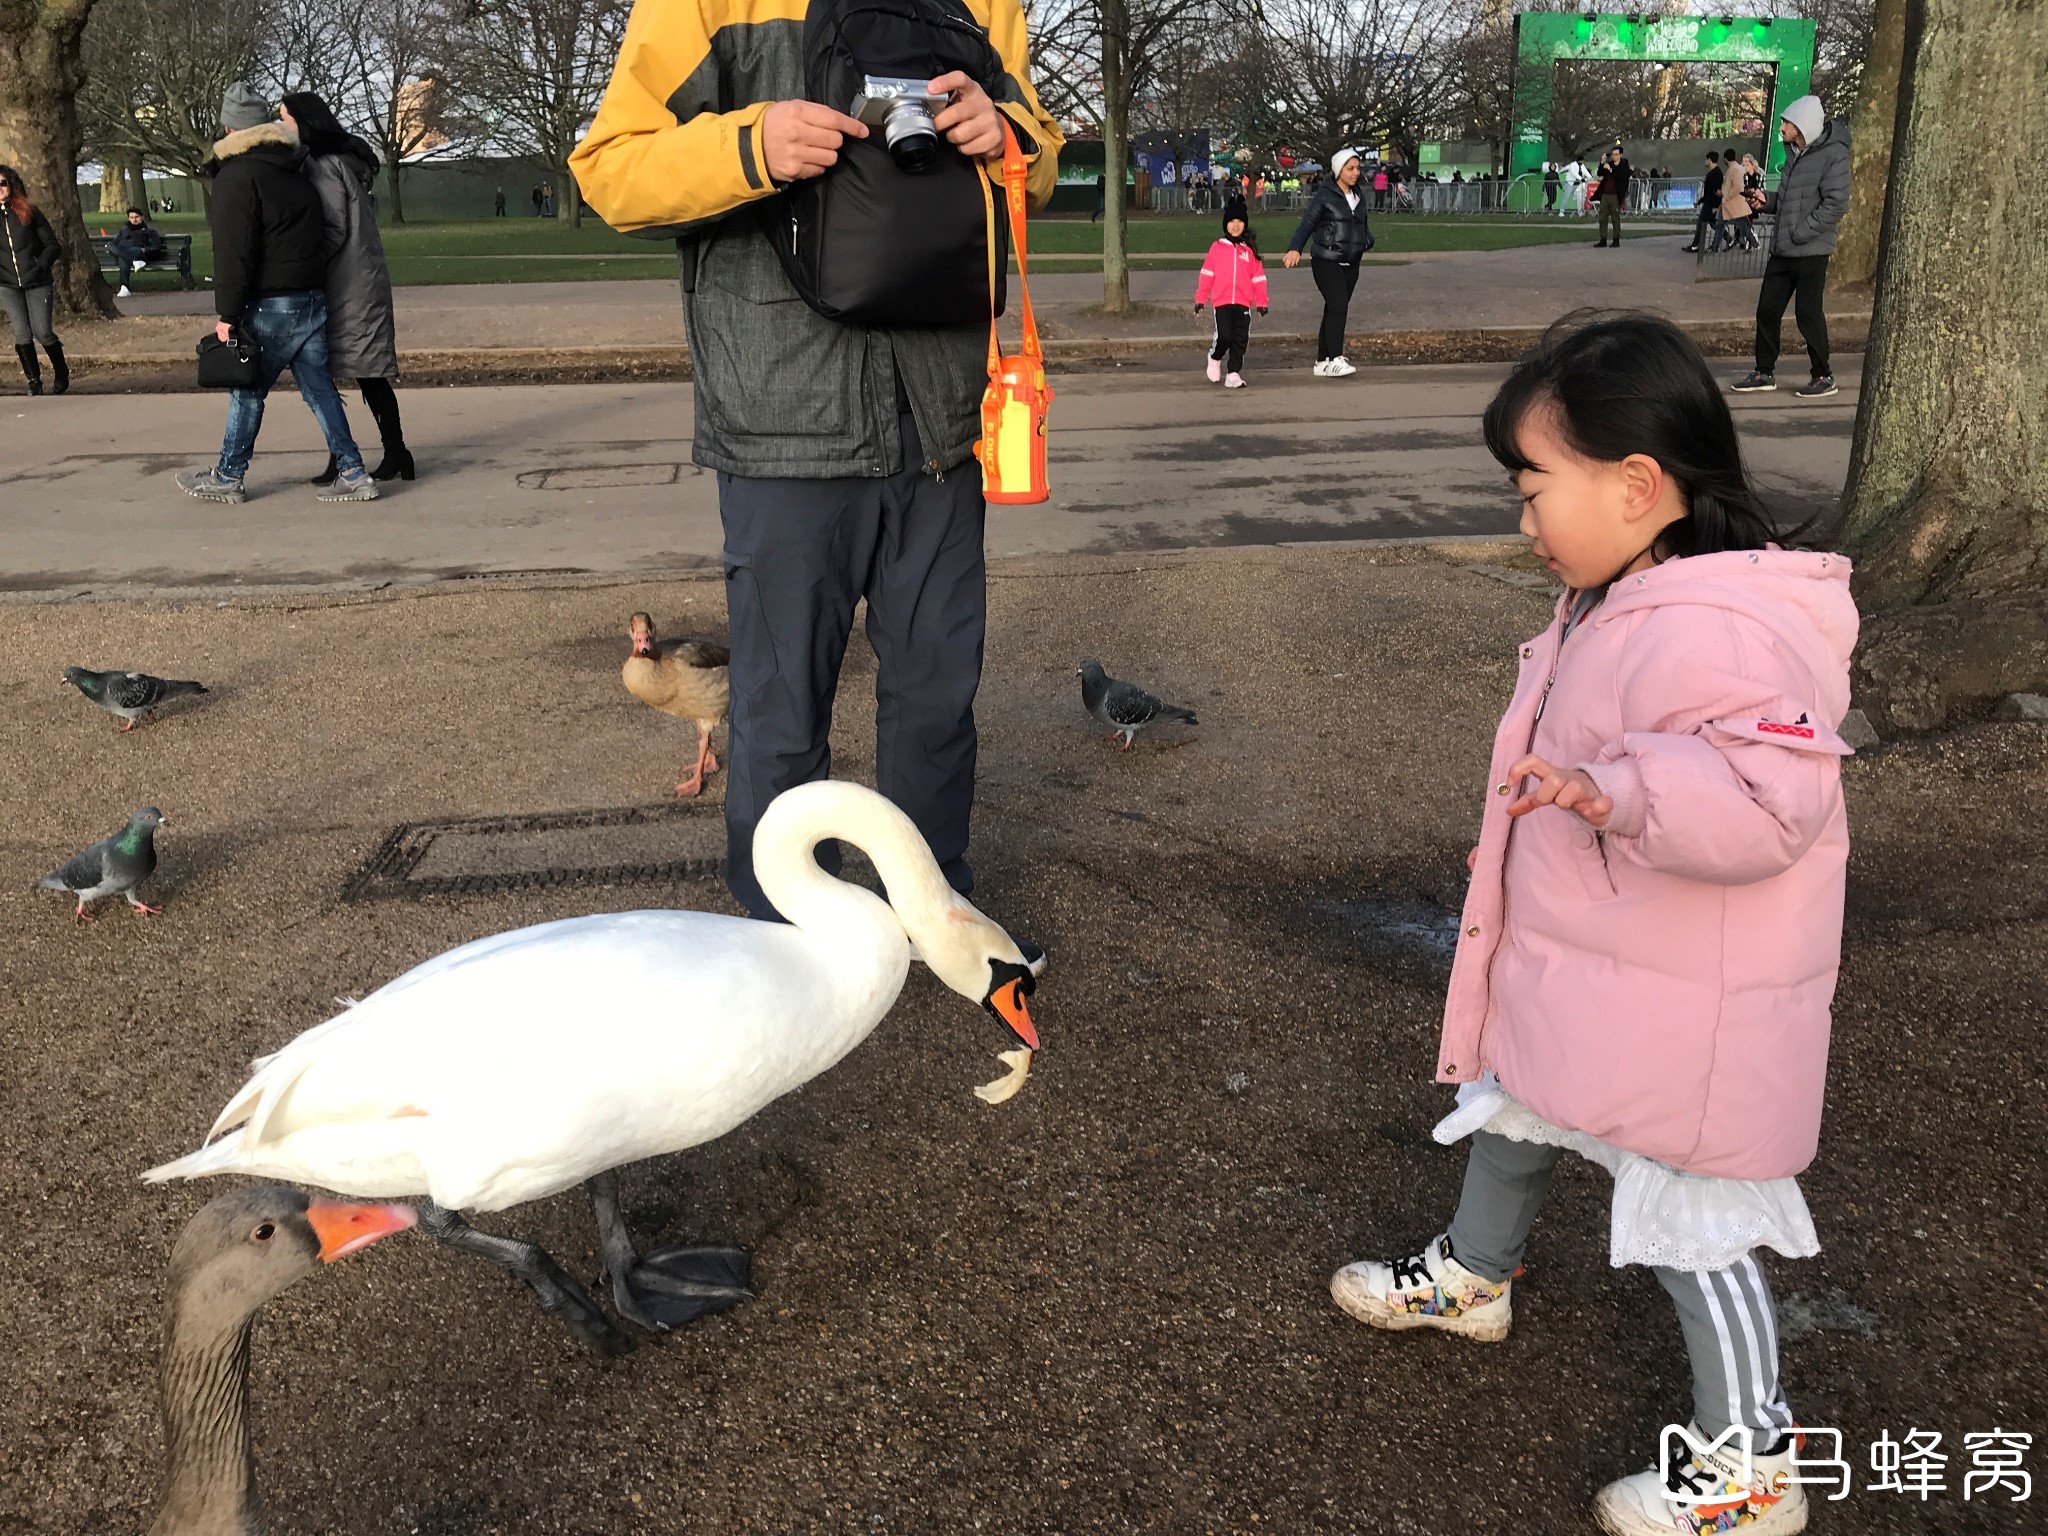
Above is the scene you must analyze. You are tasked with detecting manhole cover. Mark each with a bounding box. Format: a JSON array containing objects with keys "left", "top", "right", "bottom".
[
  {"left": 343, "top": 803, "right": 723, "bottom": 901},
  {"left": 515, "top": 463, "right": 689, "bottom": 490}
]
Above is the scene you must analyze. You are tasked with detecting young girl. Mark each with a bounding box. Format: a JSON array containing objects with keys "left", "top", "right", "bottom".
[
  {"left": 1192, "top": 197, "right": 1267, "bottom": 389},
  {"left": 1333, "top": 312, "right": 1856, "bottom": 1536}
]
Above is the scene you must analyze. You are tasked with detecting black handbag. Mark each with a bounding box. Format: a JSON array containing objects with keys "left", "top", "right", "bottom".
[
  {"left": 195, "top": 331, "right": 259, "bottom": 389},
  {"left": 761, "top": 0, "right": 1009, "bottom": 328}
]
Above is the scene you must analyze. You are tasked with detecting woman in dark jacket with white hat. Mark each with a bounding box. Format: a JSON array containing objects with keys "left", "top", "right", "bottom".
[
  {"left": 279, "top": 92, "right": 413, "bottom": 482},
  {"left": 1283, "top": 148, "right": 1374, "bottom": 378}
]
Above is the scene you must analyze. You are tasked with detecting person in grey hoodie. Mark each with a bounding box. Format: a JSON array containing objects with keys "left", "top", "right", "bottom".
[{"left": 1731, "top": 95, "right": 1850, "bottom": 399}]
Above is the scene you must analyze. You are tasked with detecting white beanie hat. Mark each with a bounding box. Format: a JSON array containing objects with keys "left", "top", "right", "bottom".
[
  {"left": 1779, "top": 94, "right": 1826, "bottom": 146},
  {"left": 1331, "top": 147, "right": 1360, "bottom": 177}
]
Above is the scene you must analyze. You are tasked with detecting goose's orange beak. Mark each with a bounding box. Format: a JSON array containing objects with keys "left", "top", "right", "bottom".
[
  {"left": 306, "top": 1200, "right": 418, "bottom": 1263},
  {"left": 986, "top": 978, "right": 1039, "bottom": 1050}
]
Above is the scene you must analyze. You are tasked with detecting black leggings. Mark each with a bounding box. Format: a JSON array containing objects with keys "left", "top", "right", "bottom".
[
  {"left": 1209, "top": 304, "right": 1250, "bottom": 373},
  {"left": 356, "top": 376, "right": 405, "bottom": 451},
  {"left": 1311, "top": 258, "right": 1358, "bottom": 361}
]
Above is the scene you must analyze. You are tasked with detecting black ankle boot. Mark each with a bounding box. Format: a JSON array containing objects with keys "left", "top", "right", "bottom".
[
  {"left": 15, "top": 343, "right": 41, "bottom": 396},
  {"left": 309, "top": 454, "right": 339, "bottom": 486},
  {"left": 44, "top": 340, "right": 68, "bottom": 395},
  {"left": 370, "top": 446, "right": 415, "bottom": 482}
]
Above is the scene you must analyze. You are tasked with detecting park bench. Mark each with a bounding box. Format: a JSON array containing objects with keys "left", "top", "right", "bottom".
[{"left": 90, "top": 232, "right": 197, "bottom": 289}]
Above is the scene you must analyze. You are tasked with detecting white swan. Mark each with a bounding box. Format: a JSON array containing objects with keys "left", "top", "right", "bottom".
[{"left": 146, "top": 780, "right": 1041, "bottom": 1352}]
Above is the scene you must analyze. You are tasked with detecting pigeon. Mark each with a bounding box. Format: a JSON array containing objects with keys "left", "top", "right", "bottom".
[
  {"left": 40, "top": 807, "right": 166, "bottom": 920},
  {"left": 1077, "top": 659, "right": 1199, "bottom": 751},
  {"left": 63, "top": 666, "right": 209, "bottom": 731}
]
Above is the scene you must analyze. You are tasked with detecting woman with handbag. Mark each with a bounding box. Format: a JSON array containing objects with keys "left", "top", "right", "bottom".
[
  {"left": 1282, "top": 147, "right": 1373, "bottom": 378},
  {"left": 0, "top": 166, "right": 67, "bottom": 397},
  {"left": 280, "top": 92, "right": 413, "bottom": 483}
]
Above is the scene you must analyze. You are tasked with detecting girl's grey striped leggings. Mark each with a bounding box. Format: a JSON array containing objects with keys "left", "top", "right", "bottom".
[{"left": 1446, "top": 1129, "right": 1794, "bottom": 1440}]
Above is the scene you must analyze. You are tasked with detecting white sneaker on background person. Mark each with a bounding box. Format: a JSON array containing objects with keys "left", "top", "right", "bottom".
[
  {"left": 1312, "top": 359, "right": 1335, "bottom": 377},
  {"left": 1327, "top": 355, "right": 1357, "bottom": 377},
  {"left": 116, "top": 285, "right": 132, "bottom": 298}
]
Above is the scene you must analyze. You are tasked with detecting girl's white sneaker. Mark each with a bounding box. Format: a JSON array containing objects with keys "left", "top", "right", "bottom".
[
  {"left": 1594, "top": 1427, "right": 1810, "bottom": 1535},
  {"left": 1327, "top": 355, "right": 1357, "bottom": 377},
  {"left": 1329, "top": 1232, "right": 1511, "bottom": 1341},
  {"left": 1224, "top": 372, "right": 1245, "bottom": 388},
  {"left": 1206, "top": 357, "right": 1223, "bottom": 383}
]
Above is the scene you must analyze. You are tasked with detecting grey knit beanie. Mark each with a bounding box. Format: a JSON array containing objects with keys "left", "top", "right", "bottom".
[{"left": 220, "top": 82, "right": 273, "bottom": 134}]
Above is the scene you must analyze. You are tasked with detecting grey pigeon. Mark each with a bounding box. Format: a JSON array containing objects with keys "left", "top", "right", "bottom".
[
  {"left": 1077, "top": 659, "right": 1198, "bottom": 751},
  {"left": 40, "top": 807, "right": 166, "bottom": 920},
  {"left": 64, "top": 666, "right": 208, "bottom": 731}
]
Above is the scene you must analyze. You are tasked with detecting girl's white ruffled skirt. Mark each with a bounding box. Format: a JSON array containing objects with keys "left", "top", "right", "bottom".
[{"left": 1433, "top": 1074, "right": 1820, "bottom": 1273}]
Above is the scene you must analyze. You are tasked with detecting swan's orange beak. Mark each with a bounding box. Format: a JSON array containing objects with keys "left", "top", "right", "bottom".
[
  {"left": 307, "top": 1200, "right": 418, "bottom": 1263},
  {"left": 986, "top": 978, "right": 1039, "bottom": 1050}
]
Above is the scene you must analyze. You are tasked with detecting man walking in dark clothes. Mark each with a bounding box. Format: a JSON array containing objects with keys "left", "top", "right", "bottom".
[{"left": 1683, "top": 151, "right": 1722, "bottom": 252}]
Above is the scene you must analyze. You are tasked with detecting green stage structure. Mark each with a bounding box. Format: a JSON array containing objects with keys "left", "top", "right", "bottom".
[{"left": 1508, "top": 12, "right": 1817, "bottom": 180}]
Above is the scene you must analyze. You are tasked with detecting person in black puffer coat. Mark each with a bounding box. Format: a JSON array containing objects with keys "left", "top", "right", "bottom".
[
  {"left": 0, "top": 165, "right": 68, "bottom": 396},
  {"left": 176, "top": 82, "right": 374, "bottom": 504},
  {"left": 1284, "top": 148, "right": 1374, "bottom": 377}
]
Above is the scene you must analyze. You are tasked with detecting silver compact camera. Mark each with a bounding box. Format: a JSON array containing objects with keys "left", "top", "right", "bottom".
[{"left": 849, "top": 75, "right": 947, "bottom": 173}]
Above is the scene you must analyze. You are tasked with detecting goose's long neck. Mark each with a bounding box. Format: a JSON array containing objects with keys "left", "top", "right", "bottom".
[{"left": 154, "top": 1301, "right": 261, "bottom": 1536}]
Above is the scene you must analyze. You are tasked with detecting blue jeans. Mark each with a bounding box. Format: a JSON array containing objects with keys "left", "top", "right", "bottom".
[{"left": 216, "top": 292, "right": 362, "bottom": 481}]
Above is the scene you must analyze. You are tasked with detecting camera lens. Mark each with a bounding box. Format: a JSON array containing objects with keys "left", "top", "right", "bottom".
[{"left": 884, "top": 101, "right": 939, "bottom": 173}]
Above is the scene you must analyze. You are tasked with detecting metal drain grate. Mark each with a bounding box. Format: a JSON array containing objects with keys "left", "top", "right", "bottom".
[{"left": 342, "top": 802, "right": 724, "bottom": 901}]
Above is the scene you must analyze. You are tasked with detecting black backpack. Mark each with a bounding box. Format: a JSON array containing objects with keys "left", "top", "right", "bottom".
[{"left": 762, "top": 0, "right": 1008, "bottom": 328}]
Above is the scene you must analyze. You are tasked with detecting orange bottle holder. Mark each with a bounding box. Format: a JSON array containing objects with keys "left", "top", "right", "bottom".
[{"left": 974, "top": 121, "right": 1053, "bottom": 505}]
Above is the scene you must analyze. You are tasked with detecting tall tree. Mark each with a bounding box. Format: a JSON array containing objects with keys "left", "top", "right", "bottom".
[
  {"left": 438, "top": 0, "right": 629, "bottom": 227},
  {"left": 1838, "top": 0, "right": 2047, "bottom": 609},
  {"left": 1030, "top": 0, "right": 1212, "bottom": 313},
  {"left": 1828, "top": 0, "right": 1904, "bottom": 288},
  {"left": 77, "top": 0, "right": 268, "bottom": 214},
  {"left": 0, "top": 0, "right": 116, "bottom": 318},
  {"left": 327, "top": 0, "right": 462, "bottom": 222}
]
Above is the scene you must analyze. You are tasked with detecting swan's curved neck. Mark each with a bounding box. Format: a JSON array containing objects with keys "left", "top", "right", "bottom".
[
  {"left": 752, "top": 784, "right": 957, "bottom": 950},
  {"left": 154, "top": 1304, "right": 260, "bottom": 1536}
]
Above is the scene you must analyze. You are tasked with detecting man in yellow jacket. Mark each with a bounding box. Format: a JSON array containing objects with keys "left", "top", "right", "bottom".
[{"left": 573, "top": 0, "right": 1061, "bottom": 921}]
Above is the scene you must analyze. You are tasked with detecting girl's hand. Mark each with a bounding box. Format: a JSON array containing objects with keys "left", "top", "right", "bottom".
[
  {"left": 1257, "top": 306, "right": 1268, "bottom": 315},
  {"left": 1505, "top": 754, "right": 1613, "bottom": 829},
  {"left": 1466, "top": 846, "right": 1478, "bottom": 873},
  {"left": 1193, "top": 302, "right": 1203, "bottom": 313}
]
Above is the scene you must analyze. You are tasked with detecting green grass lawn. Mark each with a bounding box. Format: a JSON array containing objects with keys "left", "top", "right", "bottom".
[{"left": 103, "top": 210, "right": 1674, "bottom": 291}]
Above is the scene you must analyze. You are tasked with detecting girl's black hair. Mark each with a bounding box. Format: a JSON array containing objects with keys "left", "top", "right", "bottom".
[
  {"left": 1482, "top": 309, "right": 1798, "bottom": 558},
  {"left": 278, "top": 91, "right": 381, "bottom": 174}
]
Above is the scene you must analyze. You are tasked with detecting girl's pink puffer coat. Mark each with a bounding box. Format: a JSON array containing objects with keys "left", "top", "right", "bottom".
[{"left": 1436, "top": 549, "right": 1859, "bottom": 1180}]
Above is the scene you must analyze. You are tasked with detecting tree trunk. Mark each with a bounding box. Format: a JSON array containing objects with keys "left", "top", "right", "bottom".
[
  {"left": 98, "top": 165, "right": 125, "bottom": 212},
  {"left": 1837, "top": 0, "right": 2048, "bottom": 608},
  {"left": 387, "top": 161, "right": 407, "bottom": 224},
  {"left": 559, "top": 162, "right": 583, "bottom": 228},
  {"left": 126, "top": 152, "right": 147, "bottom": 212},
  {"left": 1831, "top": 0, "right": 1907, "bottom": 288},
  {"left": 0, "top": 1, "right": 117, "bottom": 320},
  {"left": 1098, "top": 0, "right": 1130, "bottom": 315}
]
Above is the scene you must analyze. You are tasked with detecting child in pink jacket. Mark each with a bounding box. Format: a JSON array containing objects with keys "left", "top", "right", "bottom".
[
  {"left": 1193, "top": 197, "right": 1267, "bottom": 388},
  {"left": 1331, "top": 314, "right": 1857, "bottom": 1536}
]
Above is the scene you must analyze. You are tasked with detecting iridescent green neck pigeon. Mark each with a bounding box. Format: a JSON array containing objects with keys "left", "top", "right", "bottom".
[
  {"left": 63, "top": 667, "right": 209, "bottom": 731},
  {"left": 40, "top": 807, "right": 165, "bottom": 920}
]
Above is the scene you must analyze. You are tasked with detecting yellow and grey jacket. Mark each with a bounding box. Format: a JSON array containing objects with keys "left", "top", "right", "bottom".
[{"left": 572, "top": 0, "right": 1063, "bottom": 478}]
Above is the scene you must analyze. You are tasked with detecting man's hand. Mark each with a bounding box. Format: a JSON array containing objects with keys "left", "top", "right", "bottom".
[
  {"left": 761, "top": 100, "right": 867, "bottom": 184},
  {"left": 1505, "top": 754, "right": 1612, "bottom": 829},
  {"left": 1282, "top": 249, "right": 1301, "bottom": 269},
  {"left": 928, "top": 71, "right": 1006, "bottom": 162},
  {"left": 215, "top": 319, "right": 233, "bottom": 343}
]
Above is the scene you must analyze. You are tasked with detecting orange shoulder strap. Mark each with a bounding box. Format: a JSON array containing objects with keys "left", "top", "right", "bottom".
[{"left": 983, "top": 120, "right": 1039, "bottom": 375}]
